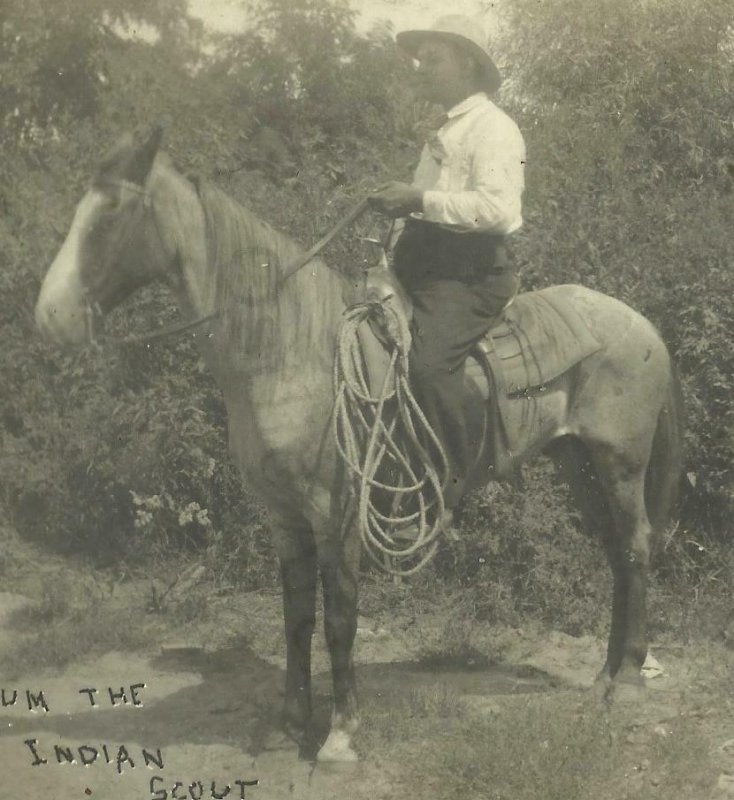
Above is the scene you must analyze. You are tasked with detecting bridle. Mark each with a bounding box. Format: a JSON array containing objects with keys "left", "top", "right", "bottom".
[
  {"left": 80, "top": 176, "right": 204, "bottom": 346},
  {"left": 78, "top": 177, "right": 151, "bottom": 340},
  {"left": 79, "top": 176, "right": 372, "bottom": 347}
]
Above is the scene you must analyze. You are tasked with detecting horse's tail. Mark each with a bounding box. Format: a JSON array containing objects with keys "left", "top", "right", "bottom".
[{"left": 645, "top": 360, "right": 685, "bottom": 535}]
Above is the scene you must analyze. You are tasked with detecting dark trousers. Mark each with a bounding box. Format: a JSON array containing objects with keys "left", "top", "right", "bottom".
[{"left": 394, "top": 220, "right": 517, "bottom": 507}]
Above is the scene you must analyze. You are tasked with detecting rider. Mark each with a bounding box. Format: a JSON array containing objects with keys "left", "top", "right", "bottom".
[{"left": 368, "top": 15, "right": 526, "bottom": 524}]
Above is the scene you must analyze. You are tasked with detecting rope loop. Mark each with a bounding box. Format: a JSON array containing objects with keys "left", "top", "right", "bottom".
[{"left": 333, "top": 297, "right": 450, "bottom": 576}]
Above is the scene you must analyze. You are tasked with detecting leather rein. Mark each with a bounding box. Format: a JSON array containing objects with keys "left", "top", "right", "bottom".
[{"left": 83, "top": 177, "right": 370, "bottom": 346}]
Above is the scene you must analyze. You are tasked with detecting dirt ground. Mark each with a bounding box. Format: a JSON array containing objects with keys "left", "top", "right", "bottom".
[{"left": 0, "top": 548, "right": 732, "bottom": 800}]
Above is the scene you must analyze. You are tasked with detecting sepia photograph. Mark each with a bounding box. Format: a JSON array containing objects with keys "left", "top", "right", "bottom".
[{"left": 1, "top": 0, "right": 733, "bottom": 797}]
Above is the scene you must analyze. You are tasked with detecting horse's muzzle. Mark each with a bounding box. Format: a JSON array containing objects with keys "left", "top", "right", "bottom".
[{"left": 34, "top": 298, "right": 92, "bottom": 347}]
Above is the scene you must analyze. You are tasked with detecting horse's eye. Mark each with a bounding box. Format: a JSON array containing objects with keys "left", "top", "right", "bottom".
[
  {"left": 100, "top": 193, "right": 121, "bottom": 211},
  {"left": 89, "top": 210, "right": 117, "bottom": 240}
]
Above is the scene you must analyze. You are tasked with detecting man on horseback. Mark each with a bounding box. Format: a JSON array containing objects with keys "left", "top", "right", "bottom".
[{"left": 369, "top": 15, "right": 526, "bottom": 521}]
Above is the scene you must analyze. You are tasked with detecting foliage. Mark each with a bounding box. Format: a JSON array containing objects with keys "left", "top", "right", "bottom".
[
  {"left": 387, "top": 460, "right": 610, "bottom": 639},
  {"left": 1, "top": 0, "right": 733, "bottom": 635},
  {"left": 213, "top": 0, "right": 412, "bottom": 145},
  {"left": 497, "top": 0, "right": 734, "bottom": 541},
  {"left": 0, "top": 0, "right": 195, "bottom": 153}
]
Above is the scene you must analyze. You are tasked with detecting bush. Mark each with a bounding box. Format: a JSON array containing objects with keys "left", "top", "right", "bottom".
[
  {"left": 1, "top": 0, "right": 732, "bottom": 634},
  {"left": 498, "top": 0, "right": 734, "bottom": 542},
  {"left": 402, "top": 461, "right": 610, "bottom": 636}
]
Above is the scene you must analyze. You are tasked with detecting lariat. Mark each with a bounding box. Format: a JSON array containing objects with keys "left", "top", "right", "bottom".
[{"left": 333, "top": 298, "right": 450, "bottom": 576}]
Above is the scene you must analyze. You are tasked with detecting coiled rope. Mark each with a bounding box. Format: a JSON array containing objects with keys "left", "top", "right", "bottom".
[{"left": 333, "top": 299, "right": 450, "bottom": 576}]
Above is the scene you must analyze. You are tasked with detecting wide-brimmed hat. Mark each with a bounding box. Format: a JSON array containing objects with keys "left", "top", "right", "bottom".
[{"left": 396, "top": 14, "right": 501, "bottom": 95}]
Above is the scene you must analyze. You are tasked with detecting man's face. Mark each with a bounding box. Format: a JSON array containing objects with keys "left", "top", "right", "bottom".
[{"left": 414, "top": 39, "right": 476, "bottom": 109}]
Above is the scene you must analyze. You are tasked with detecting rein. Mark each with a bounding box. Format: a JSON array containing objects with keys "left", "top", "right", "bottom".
[
  {"left": 277, "top": 197, "right": 370, "bottom": 287},
  {"left": 87, "top": 181, "right": 370, "bottom": 346}
]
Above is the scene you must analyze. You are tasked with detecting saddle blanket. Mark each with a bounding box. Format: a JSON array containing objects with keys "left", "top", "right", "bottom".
[{"left": 469, "top": 285, "right": 603, "bottom": 398}]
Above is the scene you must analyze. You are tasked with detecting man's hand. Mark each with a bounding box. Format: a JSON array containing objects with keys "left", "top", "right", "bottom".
[{"left": 368, "top": 181, "right": 423, "bottom": 218}]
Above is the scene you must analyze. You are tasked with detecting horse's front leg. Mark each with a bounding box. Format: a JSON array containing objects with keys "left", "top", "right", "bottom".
[
  {"left": 315, "top": 525, "right": 361, "bottom": 762},
  {"left": 272, "top": 521, "right": 318, "bottom": 739}
]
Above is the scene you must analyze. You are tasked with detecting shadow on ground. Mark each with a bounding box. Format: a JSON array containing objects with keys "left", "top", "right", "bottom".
[{"left": 0, "top": 635, "right": 562, "bottom": 761}]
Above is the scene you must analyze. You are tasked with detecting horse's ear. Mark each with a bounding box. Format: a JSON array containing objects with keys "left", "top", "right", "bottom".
[
  {"left": 127, "top": 125, "right": 164, "bottom": 186},
  {"left": 95, "top": 127, "right": 163, "bottom": 187},
  {"left": 96, "top": 132, "right": 136, "bottom": 181}
]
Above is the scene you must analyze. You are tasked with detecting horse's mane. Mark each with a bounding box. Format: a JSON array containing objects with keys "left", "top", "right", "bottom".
[{"left": 193, "top": 179, "right": 348, "bottom": 372}]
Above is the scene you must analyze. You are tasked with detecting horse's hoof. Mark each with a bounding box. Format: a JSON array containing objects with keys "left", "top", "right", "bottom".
[
  {"left": 316, "top": 730, "right": 359, "bottom": 764},
  {"left": 606, "top": 677, "right": 646, "bottom": 705},
  {"left": 591, "top": 681, "right": 612, "bottom": 704},
  {"left": 590, "top": 666, "right": 613, "bottom": 701}
]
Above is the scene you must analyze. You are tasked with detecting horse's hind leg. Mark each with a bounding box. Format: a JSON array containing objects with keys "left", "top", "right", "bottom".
[
  {"left": 552, "top": 434, "right": 652, "bottom": 693},
  {"left": 271, "top": 519, "right": 318, "bottom": 739},
  {"left": 548, "top": 437, "right": 620, "bottom": 684},
  {"left": 590, "top": 443, "right": 653, "bottom": 696}
]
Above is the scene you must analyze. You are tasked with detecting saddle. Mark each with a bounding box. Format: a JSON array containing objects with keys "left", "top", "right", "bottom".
[{"left": 357, "top": 267, "right": 602, "bottom": 479}]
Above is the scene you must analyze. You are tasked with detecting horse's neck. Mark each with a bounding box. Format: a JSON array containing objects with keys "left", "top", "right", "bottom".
[
  {"left": 150, "top": 164, "right": 348, "bottom": 489},
  {"left": 151, "top": 163, "right": 346, "bottom": 387},
  {"left": 151, "top": 164, "right": 214, "bottom": 321}
]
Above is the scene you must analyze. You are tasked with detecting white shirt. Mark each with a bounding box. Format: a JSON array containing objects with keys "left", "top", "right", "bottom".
[{"left": 412, "top": 93, "right": 525, "bottom": 234}]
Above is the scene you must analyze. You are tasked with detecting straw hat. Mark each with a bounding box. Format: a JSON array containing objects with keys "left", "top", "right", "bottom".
[{"left": 396, "top": 14, "right": 501, "bottom": 94}]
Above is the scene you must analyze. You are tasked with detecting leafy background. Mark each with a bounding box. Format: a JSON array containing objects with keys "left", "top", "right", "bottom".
[{"left": 1, "top": 0, "right": 733, "bottom": 639}]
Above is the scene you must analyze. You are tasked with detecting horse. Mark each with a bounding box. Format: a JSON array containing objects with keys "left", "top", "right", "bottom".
[{"left": 35, "top": 129, "right": 683, "bottom": 762}]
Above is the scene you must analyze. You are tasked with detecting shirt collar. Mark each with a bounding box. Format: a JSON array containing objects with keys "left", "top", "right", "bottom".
[{"left": 446, "top": 92, "right": 489, "bottom": 120}]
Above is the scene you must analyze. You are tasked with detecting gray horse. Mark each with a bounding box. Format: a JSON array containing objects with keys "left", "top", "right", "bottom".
[{"left": 36, "top": 130, "right": 682, "bottom": 762}]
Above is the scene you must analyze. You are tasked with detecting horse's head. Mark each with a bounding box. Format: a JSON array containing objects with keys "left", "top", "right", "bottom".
[{"left": 36, "top": 127, "right": 166, "bottom": 345}]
